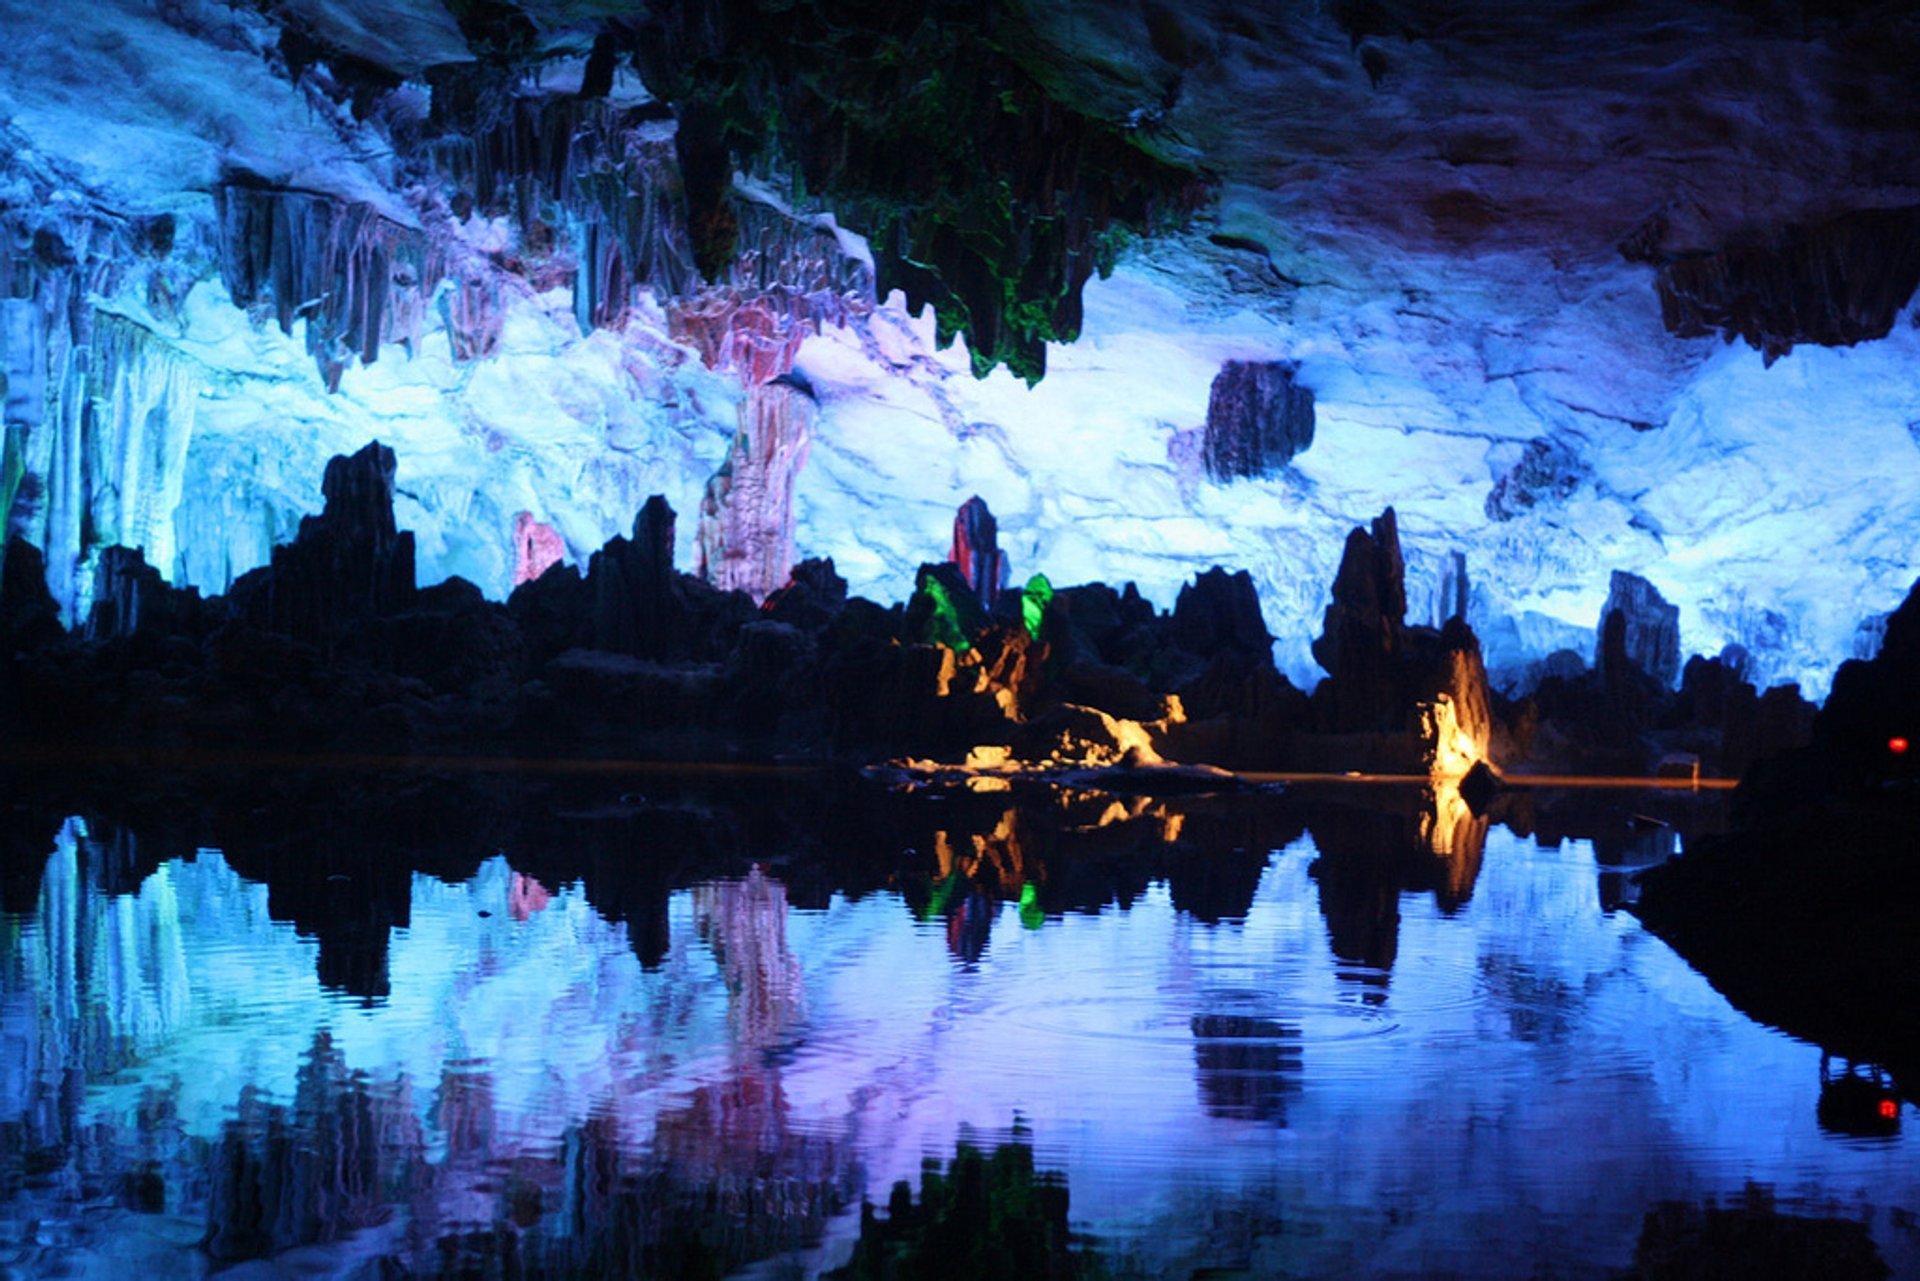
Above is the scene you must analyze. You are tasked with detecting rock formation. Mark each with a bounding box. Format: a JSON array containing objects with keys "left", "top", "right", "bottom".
[
  {"left": 213, "top": 183, "right": 442, "bottom": 389},
  {"left": 510, "top": 512, "right": 566, "bottom": 587},
  {"left": 949, "top": 496, "right": 1010, "bottom": 609},
  {"left": 589, "top": 494, "right": 684, "bottom": 660},
  {"left": 1647, "top": 204, "right": 1920, "bottom": 365},
  {"left": 1202, "top": 360, "right": 1315, "bottom": 480},
  {"left": 1309, "top": 508, "right": 1494, "bottom": 774},
  {"left": 229, "top": 440, "right": 416, "bottom": 650},
  {"left": 1595, "top": 570, "right": 1681, "bottom": 688},
  {"left": 697, "top": 373, "right": 818, "bottom": 602}
]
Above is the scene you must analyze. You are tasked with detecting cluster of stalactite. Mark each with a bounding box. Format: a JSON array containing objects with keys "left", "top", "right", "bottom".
[
  {"left": 3, "top": 195, "right": 203, "bottom": 624},
  {"left": 1638, "top": 203, "right": 1920, "bottom": 363},
  {"left": 415, "top": 86, "right": 871, "bottom": 598},
  {"left": 628, "top": 0, "right": 1200, "bottom": 383},
  {"left": 211, "top": 182, "right": 447, "bottom": 390}
]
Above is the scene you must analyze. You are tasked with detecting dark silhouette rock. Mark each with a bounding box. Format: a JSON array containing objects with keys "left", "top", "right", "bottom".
[
  {"left": 762, "top": 556, "right": 848, "bottom": 631},
  {"left": 1312, "top": 509, "right": 1408, "bottom": 732},
  {"left": 1305, "top": 510, "right": 1496, "bottom": 772},
  {"left": 1203, "top": 360, "right": 1314, "bottom": 480},
  {"left": 229, "top": 441, "right": 416, "bottom": 652},
  {"left": 905, "top": 561, "right": 989, "bottom": 649},
  {"left": 1652, "top": 203, "right": 1920, "bottom": 364},
  {"left": 1635, "top": 582, "right": 1920, "bottom": 1092},
  {"left": 507, "top": 560, "right": 589, "bottom": 665},
  {"left": 84, "top": 545, "right": 203, "bottom": 642},
  {"left": 1, "top": 537, "right": 63, "bottom": 653},
  {"left": 1172, "top": 566, "right": 1272, "bottom": 660},
  {"left": 589, "top": 494, "right": 681, "bottom": 659}
]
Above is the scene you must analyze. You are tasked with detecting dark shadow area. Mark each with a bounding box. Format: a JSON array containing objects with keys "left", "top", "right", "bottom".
[{"left": 1624, "top": 1183, "right": 1890, "bottom": 1280}]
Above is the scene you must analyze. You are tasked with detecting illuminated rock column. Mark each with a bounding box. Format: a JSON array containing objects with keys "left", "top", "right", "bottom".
[{"left": 696, "top": 374, "right": 817, "bottom": 601}]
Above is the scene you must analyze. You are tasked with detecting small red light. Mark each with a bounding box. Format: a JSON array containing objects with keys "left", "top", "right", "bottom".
[
  {"left": 1880, "top": 1099, "right": 1900, "bottom": 1120},
  {"left": 1891, "top": 737, "right": 1910, "bottom": 756}
]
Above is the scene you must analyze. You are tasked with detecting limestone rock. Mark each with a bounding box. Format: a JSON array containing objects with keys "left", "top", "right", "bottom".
[
  {"left": 949, "top": 496, "right": 1011, "bottom": 608},
  {"left": 1595, "top": 570, "right": 1680, "bottom": 688},
  {"left": 1312, "top": 508, "right": 1409, "bottom": 732},
  {"left": 1172, "top": 567, "right": 1272, "bottom": 659},
  {"left": 1652, "top": 204, "right": 1920, "bottom": 364},
  {"left": 590, "top": 495, "right": 681, "bottom": 659},
  {"left": 697, "top": 373, "right": 818, "bottom": 602},
  {"left": 85, "top": 545, "right": 203, "bottom": 642},
  {"left": 762, "top": 557, "right": 849, "bottom": 631},
  {"left": 1203, "top": 360, "right": 1315, "bottom": 480},
  {"left": 1, "top": 537, "right": 63, "bottom": 653},
  {"left": 230, "top": 441, "right": 417, "bottom": 650}
]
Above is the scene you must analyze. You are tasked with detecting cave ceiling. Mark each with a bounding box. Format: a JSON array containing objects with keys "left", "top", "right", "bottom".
[{"left": 2, "top": 0, "right": 1918, "bottom": 695}]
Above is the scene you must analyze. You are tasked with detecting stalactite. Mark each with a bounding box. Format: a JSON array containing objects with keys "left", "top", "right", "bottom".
[
  {"left": 212, "top": 183, "right": 442, "bottom": 390},
  {"left": 663, "top": 190, "right": 872, "bottom": 382},
  {"left": 3, "top": 169, "right": 202, "bottom": 614},
  {"left": 430, "top": 96, "right": 699, "bottom": 331},
  {"left": 3, "top": 304, "right": 199, "bottom": 626},
  {"left": 696, "top": 374, "right": 817, "bottom": 601},
  {"left": 426, "top": 91, "right": 870, "bottom": 377}
]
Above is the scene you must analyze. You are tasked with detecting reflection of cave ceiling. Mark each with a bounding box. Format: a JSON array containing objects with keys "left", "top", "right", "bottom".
[{"left": 2, "top": 0, "right": 1918, "bottom": 695}]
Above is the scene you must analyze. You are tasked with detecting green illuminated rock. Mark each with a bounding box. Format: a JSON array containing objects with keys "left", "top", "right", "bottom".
[{"left": 631, "top": 0, "right": 1199, "bottom": 384}]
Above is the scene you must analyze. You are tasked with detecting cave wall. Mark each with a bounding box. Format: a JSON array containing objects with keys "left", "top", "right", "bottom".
[{"left": 3, "top": 0, "right": 1919, "bottom": 697}]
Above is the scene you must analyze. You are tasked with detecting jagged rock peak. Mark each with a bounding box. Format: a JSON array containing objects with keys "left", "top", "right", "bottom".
[
  {"left": 632, "top": 495, "right": 677, "bottom": 585},
  {"left": 229, "top": 441, "right": 417, "bottom": 645},
  {"left": 1317, "top": 508, "right": 1408, "bottom": 656},
  {"left": 1203, "top": 361, "right": 1315, "bottom": 481},
  {"left": 1595, "top": 570, "right": 1680, "bottom": 688},
  {"left": 1172, "top": 567, "right": 1272, "bottom": 658},
  {"left": 315, "top": 441, "right": 403, "bottom": 546}
]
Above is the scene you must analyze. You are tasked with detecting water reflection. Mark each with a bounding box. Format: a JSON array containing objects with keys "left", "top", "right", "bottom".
[
  {"left": 829, "top": 1131, "right": 1090, "bottom": 1280},
  {"left": 1190, "top": 1015, "right": 1303, "bottom": 1124},
  {"left": 2, "top": 774, "right": 1915, "bottom": 1277},
  {"left": 1632, "top": 1184, "right": 1891, "bottom": 1280}
]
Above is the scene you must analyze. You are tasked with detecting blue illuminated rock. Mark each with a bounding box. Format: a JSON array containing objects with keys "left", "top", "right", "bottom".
[{"left": 1595, "top": 570, "right": 1681, "bottom": 689}]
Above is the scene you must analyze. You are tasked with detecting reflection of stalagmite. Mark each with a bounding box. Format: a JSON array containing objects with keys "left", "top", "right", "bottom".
[
  {"left": 5, "top": 818, "right": 194, "bottom": 1125},
  {"left": 933, "top": 810, "right": 1029, "bottom": 898},
  {"left": 1420, "top": 779, "right": 1490, "bottom": 902},
  {"left": 696, "top": 375, "right": 818, "bottom": 601},
  {"left": 692, "top": 867, "right": 804, "bottom": 1050},
  {"left": 208, "top": 1031, "right": 423, "bottom": 1264}
]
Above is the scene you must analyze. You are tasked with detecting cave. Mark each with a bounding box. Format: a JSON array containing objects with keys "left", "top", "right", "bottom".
[{"left": 2, "top": 1, "right": 1916, "bottom": 1276}]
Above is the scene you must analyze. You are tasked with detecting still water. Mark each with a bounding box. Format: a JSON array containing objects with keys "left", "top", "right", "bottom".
[{"left": 0, "top": 777, "right": 1912, "bottom": 1278}]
